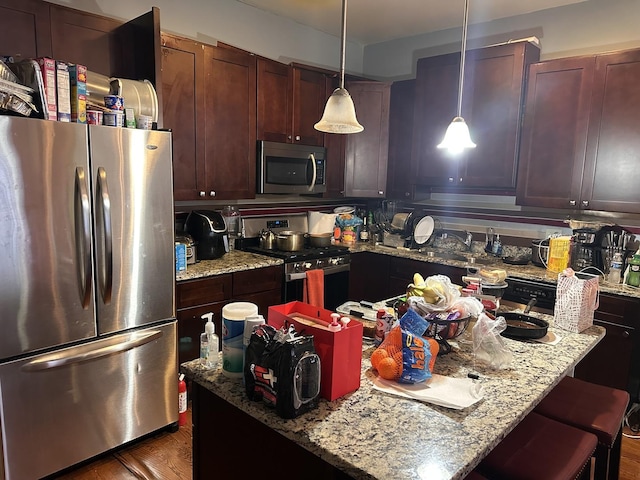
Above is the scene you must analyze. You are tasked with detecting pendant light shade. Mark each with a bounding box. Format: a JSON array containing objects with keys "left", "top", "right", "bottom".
[
  {"left": 314, "top": 0, "right": 363, "bottom": 134},
  {"left": 438, "top": 0, "right": 475, "bottom": 153}
]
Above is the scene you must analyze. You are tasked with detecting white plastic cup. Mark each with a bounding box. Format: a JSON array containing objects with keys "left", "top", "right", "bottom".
[
  {"left": 136, "top": 114, "right": 153, "bottom": 130},
  {"left": 222, "top": 302, "right": 258, "bottom": 378}
]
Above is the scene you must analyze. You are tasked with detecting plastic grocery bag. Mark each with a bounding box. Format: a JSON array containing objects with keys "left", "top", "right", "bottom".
[{"left": 472, "top": 313, "right": 513, "bottom": 369}]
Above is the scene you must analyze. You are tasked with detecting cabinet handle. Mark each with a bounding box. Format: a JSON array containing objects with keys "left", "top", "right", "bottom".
[
  {"left": 288, "top": 135, "right": 292, "bottom": 140},
  {"left": 569, "top": 200, "right": 577, "bottom": 206},
  {"left": 405, "top": 192, "right": 410, "bottom": 197},
  {"left": 448, "top": 177, "right": 454, "bottom": 183},
  {"left": 623, "top": 330, "right": 630, "bottom": 339},
  {"left": 199, "top": 191, "right": 206, "bottom": 197},
  {"left": 459, "top": 177, "right": 463, "bottom": 183},
  {"left": 581, "top": 200, "right": 589, "bottom": 208},
  {"left": 210, "top": 191, "right": 216, "bottom": 197},
  {"left": 295, "top": 135, "right": 301, "bottom": 141},
  {"left": 378, "top": 190, "right": 384, "bottom": 195}
]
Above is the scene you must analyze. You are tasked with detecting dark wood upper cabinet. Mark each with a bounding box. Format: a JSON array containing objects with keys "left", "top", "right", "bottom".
[
  {"left": 164, "top": 34, "right": 257, "bottom": 201},
  {"left": 256, "top": 58, "right": 326, "bottom": 146},
  {"left": 0, "top": 0, "right": 51, "bottom": 59},
  {"left": 202, "top": 45, "right": 257, "bottom": 200},
  {"left": 386, "top": 79, "right": 416, "bottom": 200},
  {"left": 581, "top": 49, "right": 640, "bottom": 213},
  {"left": 161, "top": 33, "right": 205, "bottom": 201},
  {"left": 412, "top": 41, "right": 540, "bottom": 189},
  {"left": 343, "top": 81, "right": 391, "bottom": 198},
  {"left": 516, "top": 57, "right": 595, "bottom": 209},
  {"left": 517, "top": 48, "right": 640, "bottom": 214}
]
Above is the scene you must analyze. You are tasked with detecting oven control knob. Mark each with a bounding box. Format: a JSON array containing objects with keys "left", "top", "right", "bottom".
[
  {"left": 293, "top": 262, "right": 302, "bottom": 272},
  {"left": 329, "top": 257, "right": 339, "bottom": 266},
  {"left": 303, "top": 262, "right": 313, "bottom": 270}
]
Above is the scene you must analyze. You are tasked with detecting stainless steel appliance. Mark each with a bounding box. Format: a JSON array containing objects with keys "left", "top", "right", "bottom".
[
  {"left": 0, "top": 116, "right": 177, "bottom": 480},
  {"left": 257, "top": 141, "right": 327, "bottom": 194},
  {"left": 240, "top": 215, "right": 350, "bottom": 310}
]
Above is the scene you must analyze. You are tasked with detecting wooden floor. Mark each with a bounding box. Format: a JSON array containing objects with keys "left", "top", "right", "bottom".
[{"left": 49, "top": 406, "right": 640, "bottom": 480}]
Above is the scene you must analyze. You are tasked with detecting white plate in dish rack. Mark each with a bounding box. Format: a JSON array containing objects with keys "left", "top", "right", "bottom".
[{"left": 413, "top": 216, "right": 434, "bottom": 245}]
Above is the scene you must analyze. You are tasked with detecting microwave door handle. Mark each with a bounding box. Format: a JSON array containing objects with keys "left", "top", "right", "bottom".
[{"left": 308, "top": 153, "right": 317, "bottom": 192}]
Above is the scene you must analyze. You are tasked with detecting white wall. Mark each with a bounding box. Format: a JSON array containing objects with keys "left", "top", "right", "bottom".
[
  {"left": 364, "top": 0, "right": 640, "bottom": 80},
  {"left": 45, "top": 0, "right": 364, "bottom": 74}
]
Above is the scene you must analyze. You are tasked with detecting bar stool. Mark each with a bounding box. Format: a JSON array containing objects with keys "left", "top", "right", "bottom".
[
  {"left": 476, "top": 411, "right": 597, "bottom": 480},
  {"left": 534, "top": 375, "right": 630, "bottom": 480}
]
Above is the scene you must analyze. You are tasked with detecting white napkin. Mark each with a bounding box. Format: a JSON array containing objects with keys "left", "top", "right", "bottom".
[
  {"left": 531, "top": 330, "right": 562, "bottom": 345},
  {"left": 372, "top": 374, "right": 484, "bottom": 409}
]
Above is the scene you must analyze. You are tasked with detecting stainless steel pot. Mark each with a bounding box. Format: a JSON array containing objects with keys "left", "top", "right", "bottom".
[
  {"left": 260, "top": 229, "right": 276, "bottom": 250},
  {"left": 531, "top": 239, "right": 549, "bottom": 267},
  {"left": 309, "top": 232, "right": 332, "bottom": 248},
  {"left": 276, "top": 230, "right": 306, "bottom": 251}
]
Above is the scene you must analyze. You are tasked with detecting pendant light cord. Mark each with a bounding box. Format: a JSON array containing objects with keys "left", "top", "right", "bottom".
[
  {"left": 339, "top": 0, "right": 347, "bottom": 90},
  {"left": 457, "top": 0, "right": 470, "bottom": 118}
]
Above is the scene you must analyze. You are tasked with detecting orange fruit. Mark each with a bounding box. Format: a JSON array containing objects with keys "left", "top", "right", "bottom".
[
  {"left": 384, "top": 343, "right": 401, "bottom": 357},
  {"left": 380, "top": 326, "right": 402, "bottom": 349},
  {"left": 370, "top": 347, "right": 389, "bottom": 370},
  {"left": 378, "top": 356, "right": 402, "bottom": 380}
]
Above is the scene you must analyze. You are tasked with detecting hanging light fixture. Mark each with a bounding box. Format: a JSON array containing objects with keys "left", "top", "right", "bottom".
[
  {"left": 437, "top": 0, "right": 476, "bottom": 153},
  {"left": 314, "top": 0, "right": 364, "bottom": 134}
]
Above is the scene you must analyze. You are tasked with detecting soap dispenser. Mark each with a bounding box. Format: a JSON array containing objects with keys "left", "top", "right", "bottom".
[{"left": 200, "top": 312, "right": 219, "bottom": 369}]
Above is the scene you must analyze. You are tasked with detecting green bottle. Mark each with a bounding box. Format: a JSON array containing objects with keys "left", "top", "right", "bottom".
[{"left": 626, "top": 254, "right": 640, "bottom": 287}]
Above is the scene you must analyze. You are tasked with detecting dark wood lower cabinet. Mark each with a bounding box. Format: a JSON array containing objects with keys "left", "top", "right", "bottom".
[
  {"left": 192, "top": 382, "right": 352, "bottom": 480},
  {"left": 176, "top": 265, "right": 283, "bottom": 366},
  {"left": 574, "top": 293, "right": 640, "bottom": 401}
]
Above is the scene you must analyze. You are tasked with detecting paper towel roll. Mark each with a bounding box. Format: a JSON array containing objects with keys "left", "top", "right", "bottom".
[{"left": 308, "top": 211, "right": 337, "bottom": 234}]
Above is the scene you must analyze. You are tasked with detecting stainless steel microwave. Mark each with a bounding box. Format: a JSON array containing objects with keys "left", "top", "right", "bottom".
[{"left": 257, "top": 141, "right": 327, "bottom": 194}]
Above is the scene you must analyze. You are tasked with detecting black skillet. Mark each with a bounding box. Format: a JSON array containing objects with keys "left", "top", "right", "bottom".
[{"left": 500, "top": 312, "right": 549, "bottom": 339}]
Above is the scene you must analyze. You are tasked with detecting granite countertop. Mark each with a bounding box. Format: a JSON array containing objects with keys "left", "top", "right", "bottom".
[
  {"left": 175, "top": 250, "right": 283, "bottom": 282},
  {"left": 351, "top": 242, "right": 640, "bottom": 300},
  {"left": 181, "top": 319, "right": 605, "bottom": 480}
]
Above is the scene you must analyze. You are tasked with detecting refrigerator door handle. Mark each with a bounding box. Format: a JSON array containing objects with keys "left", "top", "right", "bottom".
[
  {"left": 20, "top": 329, "right": 163, "bottom": 371},
  {"left": 74, "top": 167, "right": 93, "bottom": 309},
  {"left": 96, "top": 167, "right": 113, "bottom": 304}
]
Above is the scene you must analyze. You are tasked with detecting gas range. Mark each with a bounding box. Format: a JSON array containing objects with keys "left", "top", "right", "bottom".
[{"left": 242, "top": 243, "right": 350, "bottom": 281}]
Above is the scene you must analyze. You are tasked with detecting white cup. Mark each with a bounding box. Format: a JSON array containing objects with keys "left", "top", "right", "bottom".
[{"left": 136, "top": 115, "right": 153, "bottom": 130}]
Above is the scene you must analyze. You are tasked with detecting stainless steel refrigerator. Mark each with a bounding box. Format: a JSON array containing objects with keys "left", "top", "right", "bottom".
[{"left": 0, "top": 116, "right": 178, "bottom": 480}]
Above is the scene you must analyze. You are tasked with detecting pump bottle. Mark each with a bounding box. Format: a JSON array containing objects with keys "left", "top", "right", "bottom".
[{"left": 200, "top": 312, "right": 219, "bottom": 369}]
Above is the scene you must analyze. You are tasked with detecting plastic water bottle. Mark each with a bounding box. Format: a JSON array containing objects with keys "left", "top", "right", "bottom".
[{"left": 608, "top": 252, "right": 623, "bottom": 284}]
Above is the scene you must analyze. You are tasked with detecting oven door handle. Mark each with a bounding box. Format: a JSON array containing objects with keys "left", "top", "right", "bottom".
[
  {"left": 307, "top": 153, "right": 317, "bottom": 192},
  {"left": 286, "top": 264, "right": 350, "bottom": 282}
]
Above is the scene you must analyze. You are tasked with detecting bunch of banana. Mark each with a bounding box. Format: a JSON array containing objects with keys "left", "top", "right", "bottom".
[{"left": 406, "top": 273, "right": 442, "bottom": 305}]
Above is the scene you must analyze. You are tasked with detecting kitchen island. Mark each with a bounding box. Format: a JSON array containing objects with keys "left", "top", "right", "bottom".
[{"left": 181, "top": 317, "right": 605, "bottom": 480}]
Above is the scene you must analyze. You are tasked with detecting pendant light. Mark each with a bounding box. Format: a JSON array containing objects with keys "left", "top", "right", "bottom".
[
  {"left": 314, "top": 0, "right": 364, "bottom": 134},
  {"left": 437, "top": 0, "right": 476, "bottom": 153}
]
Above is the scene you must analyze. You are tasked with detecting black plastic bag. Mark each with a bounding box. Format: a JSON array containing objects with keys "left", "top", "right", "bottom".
[{"left": 245, "top": 324, "right": 320, "bottom": 419}]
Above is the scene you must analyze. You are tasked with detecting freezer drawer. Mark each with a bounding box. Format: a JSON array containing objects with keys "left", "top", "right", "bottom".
[{"left": 0, "top": 321, "right": 177, "bottom": 480}]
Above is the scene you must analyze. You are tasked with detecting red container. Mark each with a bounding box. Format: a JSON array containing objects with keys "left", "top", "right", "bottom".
[{"left": 268, "top": 301, "right": 363, "bottom": 401}]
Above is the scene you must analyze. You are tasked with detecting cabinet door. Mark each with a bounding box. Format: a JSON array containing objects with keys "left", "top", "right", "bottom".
[
  {"left": 344, "top": 81, "right": 391, "bottom": 198},
  {"left": 581, "top": 49, "right": 640, "bottom": 213},
  {"left": 349, "top": 252, "right": 390, "bottom": 303},
  {"left": 574, "top": 293, "right": 638, "bottom": 394},
  {"left": 177, "top": 303, "right": 225, "bottom": 366},
  {"left": 0, "top": 0, "right": 51, "bottom": 59},
  {"left": 203, "top": 45, "right": 257, "bottom": 200},
  {"left": 460, "top": 43, "right": 538, "bottom": 188},
  {"left": 516, "top": 57, "right": 594, "bottom": 209},
  {"left": 387, "top": 79, "right": 416, "bottom": 200},
  {"left": 292, "top": 67, "right": 326, "bottom": 146},
  {"left": 257, "top": 58, "right": 293, "bottom": 143},
  {"left": 388, "top": 257, "right": 466, "bottom": 297},
  {"left": 49, "top": 4, "right": 127, "bottom": 77},
  {"left": 161, "top": 33, "right": 205, "bottom": 201},
  {"left": 412, "top": 52, "right": 460, "bottom": 186}
]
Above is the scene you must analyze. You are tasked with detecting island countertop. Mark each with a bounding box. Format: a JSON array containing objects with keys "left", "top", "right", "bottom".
[{"left": 181, "top": 318, "right": 605, "bottom": 480}]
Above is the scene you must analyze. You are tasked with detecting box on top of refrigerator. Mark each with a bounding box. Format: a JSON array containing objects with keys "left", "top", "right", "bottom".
[
  {"left": 68, "top": 64, "right": 87, "bottom": 124},
  {"left": 36, "top": 57, "right": 56, "bottom": 120}
]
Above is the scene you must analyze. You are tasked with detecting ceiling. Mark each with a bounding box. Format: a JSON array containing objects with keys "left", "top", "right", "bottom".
[{"left": 237, "top": 0, "right": 587, "bottom": 45}]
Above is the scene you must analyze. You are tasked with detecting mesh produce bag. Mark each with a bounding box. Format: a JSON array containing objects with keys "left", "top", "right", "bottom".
[{"left": 554, "top": 269, "right": 599, "bottom": 332}]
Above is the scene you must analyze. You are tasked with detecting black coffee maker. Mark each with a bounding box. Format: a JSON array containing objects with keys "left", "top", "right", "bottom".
[
  {"left": 572, "top": 225, "right": 629, "bottom": 272},
  {"left": 185, "top": 210, "right": 229, "bottom": 259}
]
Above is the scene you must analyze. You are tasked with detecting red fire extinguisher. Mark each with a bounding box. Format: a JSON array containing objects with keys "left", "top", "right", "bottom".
[{"left": 178, "top": 373, "right": 187, "bottom": 427}]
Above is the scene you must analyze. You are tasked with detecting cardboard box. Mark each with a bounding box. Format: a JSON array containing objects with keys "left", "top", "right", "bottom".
[
  {"left": 268, "top": 301, "right": 363, "bottom": 401},
  {"left": 55, "top": 61, "right": 71, "bottom": 122},
  {"left": 68, "top": 64, "right": 87, "bottom": 124},
  {"left": 36, "top": 57, "right": 56, "bottom": 120}
]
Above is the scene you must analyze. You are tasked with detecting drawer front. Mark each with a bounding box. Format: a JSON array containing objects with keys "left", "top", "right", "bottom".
[
  {"left": 233, "top": 265, "right": 282, "bottom": 296},
  {"left": 177, "top": 275, "right": 232, "bottom": 309},
  {"left": 596, "top": 293, "right": 640, "bottom": 328}
]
